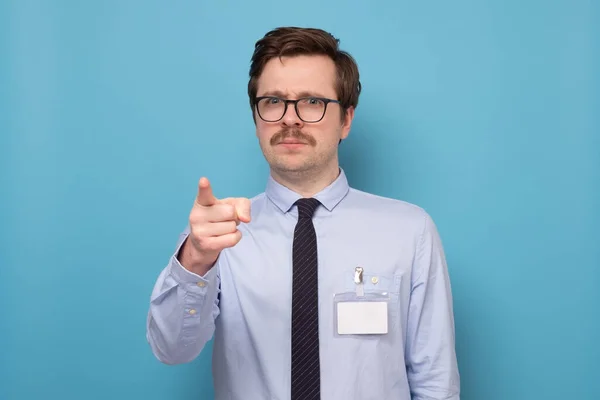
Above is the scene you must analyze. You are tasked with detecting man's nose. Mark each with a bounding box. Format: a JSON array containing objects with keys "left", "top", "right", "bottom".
[{"left": 281, "top": 102, "right": 303, "bottom": 127}]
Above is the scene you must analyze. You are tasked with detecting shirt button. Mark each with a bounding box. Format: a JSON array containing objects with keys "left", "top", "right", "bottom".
[
  {"left": 188, "top": 309, "right": 196, "bottom": 315},
  {"left": 371, "top": 276, "right": 379, "bottom": 284},
  {"left": 196, "top": 281, "right": 206, "bottom": 287}
]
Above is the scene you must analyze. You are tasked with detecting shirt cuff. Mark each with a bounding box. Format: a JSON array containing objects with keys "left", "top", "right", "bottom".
[{"left": 169, "top": 252, "right": 218, "bottom": 290}]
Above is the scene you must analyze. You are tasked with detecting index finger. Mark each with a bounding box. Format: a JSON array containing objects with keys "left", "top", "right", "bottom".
[{"left": 195, "top": 177, "right": 217, "bottom": 207}]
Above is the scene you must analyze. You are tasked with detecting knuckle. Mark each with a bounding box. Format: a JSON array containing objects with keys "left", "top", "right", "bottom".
[
  {"left": 228, "top": 231, "right": 243, "bottom": 246},
  {"left": 221, "top": 204, "right": 236, "bottom": 220}
]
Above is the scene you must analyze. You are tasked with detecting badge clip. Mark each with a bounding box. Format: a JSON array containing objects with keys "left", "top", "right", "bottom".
[{"left": 354, "top": 266, "right": 364, "bottom": 297}]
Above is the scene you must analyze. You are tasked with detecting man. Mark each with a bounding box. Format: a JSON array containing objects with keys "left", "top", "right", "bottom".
[{"left": 146, "top": 26, "right": 460, "bottom": 400}]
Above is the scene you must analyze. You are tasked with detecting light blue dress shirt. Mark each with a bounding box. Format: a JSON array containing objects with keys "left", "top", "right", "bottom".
[{"left": 147, "top": 169, "right": 460, "bottom": 400}]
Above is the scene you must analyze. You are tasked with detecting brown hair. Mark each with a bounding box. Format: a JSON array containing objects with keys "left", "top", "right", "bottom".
[{"left": 248, "top": 27, "right": 361, "bottom": 116}]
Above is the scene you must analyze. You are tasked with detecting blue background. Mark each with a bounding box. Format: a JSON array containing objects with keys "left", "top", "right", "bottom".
[{"left": 1, "top": 1, "right": 599, "bottom": 399}]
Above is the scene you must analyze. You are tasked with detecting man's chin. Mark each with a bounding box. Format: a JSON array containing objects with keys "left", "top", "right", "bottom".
[{"left": 269, "top": 159, "right": 314, "bottom": 174}]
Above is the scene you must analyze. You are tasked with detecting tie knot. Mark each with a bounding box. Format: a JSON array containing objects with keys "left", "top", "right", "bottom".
[{"left": 295, "top": 198, "right": 321, "bottom": 219}]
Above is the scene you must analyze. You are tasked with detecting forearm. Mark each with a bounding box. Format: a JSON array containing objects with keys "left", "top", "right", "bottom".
[{"left": 146, "top": 231, "right": 220, "bottom": 365}]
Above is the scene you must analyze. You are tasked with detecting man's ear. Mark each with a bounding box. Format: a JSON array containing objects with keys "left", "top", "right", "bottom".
[{"left": 340, "top": 106, "right": 355, "bottom": 141}]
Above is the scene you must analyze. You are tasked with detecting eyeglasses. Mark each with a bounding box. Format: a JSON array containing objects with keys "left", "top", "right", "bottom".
[{"left": 255, "top": 96, "right": 341, "bottom": 123}]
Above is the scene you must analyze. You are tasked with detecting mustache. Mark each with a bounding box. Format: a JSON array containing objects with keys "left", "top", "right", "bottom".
[{"left": 270, "top": 128, "right": 317, "bottom": 146}]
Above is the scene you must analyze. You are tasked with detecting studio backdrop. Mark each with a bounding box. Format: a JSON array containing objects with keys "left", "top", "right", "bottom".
[{"left": 1, "top": 1, "right": 598, "bottom": 399}]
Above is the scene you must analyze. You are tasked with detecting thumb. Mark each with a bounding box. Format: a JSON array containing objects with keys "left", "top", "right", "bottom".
[
  {"left": 235, "top": 198, "right": 252, "bottom": 223},
  {"left": 223, "top": 197, "right": 251, "bottom": 223}
]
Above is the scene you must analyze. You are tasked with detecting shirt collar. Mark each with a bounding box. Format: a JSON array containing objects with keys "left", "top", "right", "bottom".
[{"left": 266, "top": 168, "right": 350, "bottom": 214}]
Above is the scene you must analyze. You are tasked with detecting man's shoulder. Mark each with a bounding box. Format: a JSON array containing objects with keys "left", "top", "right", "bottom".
[
  {"left": 345, "top": 187, "right": 434, "bottom": 232},
  {"left": 348, "top": 187, "right": 426, "bottom": 216}
]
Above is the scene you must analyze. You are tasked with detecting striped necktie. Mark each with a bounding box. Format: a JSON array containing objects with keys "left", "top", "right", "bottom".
[{"left": 291, "top": 197, "right": 321, "bottom": 400}]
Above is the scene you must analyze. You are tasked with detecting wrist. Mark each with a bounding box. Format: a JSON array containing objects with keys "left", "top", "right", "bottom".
[{"left": 178, "top": 237, "right": 217, "bottom": 276}]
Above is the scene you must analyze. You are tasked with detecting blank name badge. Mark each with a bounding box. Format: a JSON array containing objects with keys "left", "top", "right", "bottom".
[{"left": 336, "top": 300, "right": 388, "bottom": 335}]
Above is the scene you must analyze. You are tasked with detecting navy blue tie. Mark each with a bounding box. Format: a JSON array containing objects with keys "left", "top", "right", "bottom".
[{"left": 291, "top": 198, "right": 321, "bottom": 400}]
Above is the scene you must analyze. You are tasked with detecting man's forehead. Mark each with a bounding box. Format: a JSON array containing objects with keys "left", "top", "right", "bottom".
[{"left": 257, "top": 56, "right": 336, "bottom": 97}]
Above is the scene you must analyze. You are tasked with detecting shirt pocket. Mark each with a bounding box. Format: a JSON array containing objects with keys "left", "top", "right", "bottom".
[{"left": 342, "top": 268, "right": 403, "bottom": 332}]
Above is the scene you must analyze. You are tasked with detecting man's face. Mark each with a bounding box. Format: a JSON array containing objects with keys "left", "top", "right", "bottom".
[{"left": 254, "top": 55, "right": 354, "bottom": 177}]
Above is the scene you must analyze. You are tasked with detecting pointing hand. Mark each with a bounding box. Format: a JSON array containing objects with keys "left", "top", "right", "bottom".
[{"left": 180, "top": 177, "right": 251, "bottom": 274}]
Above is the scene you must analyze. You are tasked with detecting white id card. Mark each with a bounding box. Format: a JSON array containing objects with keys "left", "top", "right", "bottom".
[{"left": 336, "top": 300, "right": 388, "bottom": 334}]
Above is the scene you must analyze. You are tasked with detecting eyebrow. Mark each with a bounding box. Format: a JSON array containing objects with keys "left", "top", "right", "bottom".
[{"left": 259, "top": 90, "right": 328, "bottom": 99}]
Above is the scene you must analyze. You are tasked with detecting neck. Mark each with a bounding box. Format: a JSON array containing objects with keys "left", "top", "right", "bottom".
[{"left": 270, "top": 164, "right": 340, "bottom": 198}]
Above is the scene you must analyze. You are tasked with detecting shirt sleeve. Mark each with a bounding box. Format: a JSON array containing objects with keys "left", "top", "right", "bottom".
[
  {"left": 405, "top": 213, "right": 461, "bottom": 399},
  {"left": 146, "top": 227, "right": 221, "bottom": 365}
]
